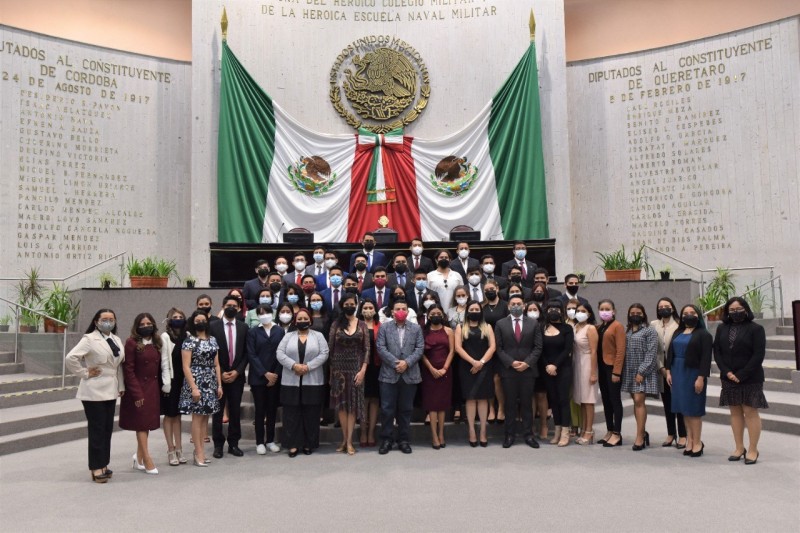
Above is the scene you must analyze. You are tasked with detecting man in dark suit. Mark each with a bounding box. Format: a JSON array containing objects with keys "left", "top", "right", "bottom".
[
  {"left": 210, "top": 296, "right": 249, "bottom": 458},
  {"left": 555, "top": 273, "right": 589, "bottom": 308},
  {"left": 305, "top": 246, "right": 328, "bottom": 278},
  {"left": 320, "top": 266, "right": 346, "bottom": 313},
  {"left": 500, "top": 265, "right": 532, "bottom": 301},
  {"left": 494, "top": 294, "right": 543, "bottom": 449},
  {"left": 283, "top": 251, "right": 308, "bottom": 287},
  {"left": 349, "top": 232, "right": 387, "bottom": 273},
  {"left": 450, "top": 241, "right": 479, "bottom": 284},
  {"left": 534, "top": 267, "right": 562, "bottom": 300},
  {"left": 300, "top": 274, "right": 318, "bottom": 309},
  {"left": 387, "top": 253, "right": 414, "bottom": 291},
  {"left": 407, "top": 269, "right": 437, "bottom": 315},
  {"left": 315, "top": 251, "right": 343, "bottom": 291},
  {"left": 362, "top": 266, "right": 390, "bottom": 310},
  {"left": 465, "top": 265, "right": 485, "bottom": 303},
  {"left": 408, "top": 237, "right": 434, "bottom": 273},
  {"left": 376, "top": 299, "right": 425, "bottom": 454},
  {"left": 243, "top": 259, "right": 271, "bottom": 309},
  {"left": 501, "top": 241, "right": 538, "bottom": 288},
  {"left": 480, "top": 254, "right": 508, "bottom": 290},
  {"left": 350, "top": 252, "right": 374, "bottom": 293},
  {"left": 266, "top": 272, "right": 284, "bottom": 312}
]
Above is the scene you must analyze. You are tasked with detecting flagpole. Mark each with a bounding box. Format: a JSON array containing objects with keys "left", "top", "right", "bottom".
[
  {"left": 221, "top": 7, "right": 228, "bottom": 42},
  {"left": 529, "top": 9, "right": 535, "bottom": 41}
]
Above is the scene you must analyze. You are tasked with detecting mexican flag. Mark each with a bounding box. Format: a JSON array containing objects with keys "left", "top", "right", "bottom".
[{"left": 217, "top": 41, "right": 548, "bottom": 243}]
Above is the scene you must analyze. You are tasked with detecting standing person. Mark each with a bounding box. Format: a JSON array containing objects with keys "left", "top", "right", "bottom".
[
  {"left": 379, "top": 286, "right": 418, "bottom": 324},
  {"left": 481, "top": 280, "right": 508, "bottom": 424},
  {"left": 420, "top": 304, "right": 455, "bottom": 449},
  {"left": 349, "top": 232, "right": 387, "bottom": 273},
  {"left": 448, "top": 286, "right": 469, "bottom": 329},
  {"left": 455, "top": 302, "right": 496, "bottom": 447},
  {"left": 533, "top": 268, "right": 561, "bottom": 299},
  {"left": 243, "top": 259, "right": 271, "bottom": 309},
  {"left": 308, "top": 292, "right": 331, "bottom": 338},
  {"left": 245, "top": 289, "right": 274, "bottom": 328},
  {"left": 277, "top": 303, "right": 296, "bottom": 332},
  {"left": 597, "top": 299, "right": 626, "bottom": 447},
  {"left": 555, "top": 274, "right": 589, "bottom": 308},
  {"left": 572, "top": 303, "right": 600, "bottom": 445},
  {"left": 247, "top": 305, "right": 285, "bottom": 455},
  {"left": 216, "top": 288, "right": 246, "bottom": 321},
  {"left": 358, "top": 299, "right": 381, "bottom": 447},
  {"left": 528, "top": 301, "right": 549, "bottom": 440},
  {"left": 500, "top": 241, "right": 538, "bottom": 287},
  {"left": 160, "top": 308, "right": 188, "bottom": 465},
  {"left": 450, "top": 241, "right": 480, "bottom": 284},
  {"left": 494, "top": 295, "right": 543, "bottom": 449},
  {"left": 651, "top": 298, "right": 685, "bottom": 448},
  {"left": 119, "top": 313, "right": 162, "bottom": 475},
  {"left": 328, "top": 295, "right": 370, "bottom": 455},
  {"left": 713, "top": 297, "right": 767, "bottom": 465},
  {"left": 196, "top": 294, "right": 220, "bottom": 324},
  {"left": 376, "top": 300, "right": 425, "bottom": 455},
  {"left": 408, "top": 237, "right": 435, "bottom": 273},
  {"left": 386, "top": 255, "right": 414, "bottom": 292},
  {"left": 666, "top": 305, "right": 712, "bottom": 458},
  {"left": 427, "top": 249, "right": 463, "bottom": 311},
  {"left": 621, "top": 304, "right": 659, "bottom": 451},
  {"left": 540, "top": 302, "right": 575, "bottom": 447},
  {"left": 276, "top": 309, "right": 329, "bottom": 457},
  {"left": 65, "top": 309, "right": 125, "bottom": 483},
  {"left": 179, "top": 311, "right": 222, "bottom": 467}
]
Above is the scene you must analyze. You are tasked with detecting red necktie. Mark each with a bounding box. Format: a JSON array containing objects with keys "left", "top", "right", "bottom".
[
  {"left": 414, "top": 256, "right": 419, "bottom": 269},
  {"left": 519, "top": 261, "right": 527, "bottom": 279},
  {"left": 358, "top": 276, "right": 363, "bottom": 292},
  {"left": 333, "top": 289, "right": 339, "bottom": 307},
  {"left": 514, "top": 319, "right": 521, "bottom": 343},
  {"left": 377, "top": 290, "right": 383, "bottom": 309},
  {"left": 227, "top": 322, "right": 235, "bottom": 366},
  {"left": 296, "top": 273, "right": 302, "bottom": 285}
]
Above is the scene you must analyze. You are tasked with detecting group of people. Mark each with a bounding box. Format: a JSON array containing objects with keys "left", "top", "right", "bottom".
[{"left": 66, "top": 235, "right": 769, "bottom": 483}]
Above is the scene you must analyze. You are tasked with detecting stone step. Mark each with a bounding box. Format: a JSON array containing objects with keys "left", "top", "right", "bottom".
[
  {"left": 0, "top": 387, "right": 78, "bottom": 409},
  {"left": 0, "top": 417, "right": 122, "bottom": 456},
  {"left": 0, "top": 352, "right": 15, "bottom": 364},
  {"left": 704, "top": 385, "right": 800, "bottom": 419},
  {"left": 766, "top": 349, "right": 796, "bottom": 361},
  {"left": 0, "top": 374, "right": 80, "bottom": 395},
  {"left": 775, "top": 326, "right": 795, "bottom": 336},
  {"left": 647, "top": 403, "right": 800, "bottom": 436},
  {"left": 711, "top": 360, "right": 795, "bottom": 381},
  {"left": 766, "top": 336, "right": 795, "bottom": 351},
  {"left": 0, "top": 399, "right": 96, "bottom": 436},
  {"left": 0, "top": 363, "right": 25, "bottom": 376}
]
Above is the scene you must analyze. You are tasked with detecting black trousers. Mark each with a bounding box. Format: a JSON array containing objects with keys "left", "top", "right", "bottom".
[
  {"left": 213, "top": 378, "right": 244, "bottom": 448},
  {"left": 282, "top": 403, "right": 321, "bottom": 450},
  {"left": 501, "top": 370, "right": 534, "bottom": 437},
  {"left": 379, "top": 380, "right": 417, "bottom": 443},
  {"left": 598, "top": 363, "right": 623, "bottom": 433},
  {"left": 82, "top": 400, "right": 116, "bottom": 470},
  {"left": 545, "top": 366, "right": 573, "bottom": 428},
  {"left": 250, "top": 384, "right": 280, "bottom": 445},
  {"left": 661, "top": 377, "right": 686, "bottom": 438}
]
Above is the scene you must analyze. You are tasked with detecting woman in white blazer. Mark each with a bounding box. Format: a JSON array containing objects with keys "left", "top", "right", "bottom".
[
  {"left": 276, "top": 308, "right": 329, "bottom": 457},
  {"left": 65, "top": 309, "right": 125, "bottom": 483}
]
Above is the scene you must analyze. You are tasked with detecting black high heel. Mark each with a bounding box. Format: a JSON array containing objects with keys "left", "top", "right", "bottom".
[
  {"left": 690, "top": 442, "right": 704, "bottom": 457},
  {"left": 602, "top": 433, "right": 622, "bottom": 447},
  {"left": 744, "top": 452, "right": 759, "bottom": 465},
  {"left": 469, "top": 440, "right": 478, "bottom": 448},
  {"left": 479, "top": 440, "right": 488, "bottom": 447},
  {"left": 288, "top": 449, "right": 299, "bottom": 458},
  {"left": 728, "top": 448, "right": 747, "bottom": 461},
  {"left": 644, "top": 431, "right": 650, "bottom": 447}
]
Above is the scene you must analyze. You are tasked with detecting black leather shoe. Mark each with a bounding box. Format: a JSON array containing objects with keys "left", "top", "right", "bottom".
[
  {"left": 479, "top": 440, "right": 488, "bottom": 447},
  {"left": 502, "top": 436, "right": 515, "bottom": 448},
  {"left": 212, "top": 447, "right": 223, "bottom": 459},
  {"left": 728, "top": 448, "right": 746, "bottom": 461},
  {"left": 398, "top": 442, "right": 412, "bottom": 454},
  {"left": 288, "top": 449, "right": 298, "bottom": 458},
  {"left": 302, "top": 448, "right": 312, "bottom": 456},
  {"left": 378, "top": 441, "right": 392, "bottom": 455},
  {"left": 228, "top": 446, "right": 244, "bottom": 457},
  {"left": 525, "top": 436, "right": 540, "bottom": 449}
]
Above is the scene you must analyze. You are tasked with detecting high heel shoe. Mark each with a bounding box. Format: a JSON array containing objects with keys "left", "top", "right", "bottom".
[
  {"left": 602, "top": 433, "right": 622, "bottom": 447},
  {"left": 632, "top": 441, "right": 645, "bottom": 451},
  {"left": 468, "top": 440, "right": 478, "bottom": 448},
  {"left": 91, "top": 471, "right": 109, "bottom": 483},
  {"left": 176, "top": 448, "right": 187, "bottom": 464},
  {"left": 744, "top": 452, "right": 759, "bottom": 465},
  {"left": 192, "top": 452, "right": 209, "bottom": 467},
  {"left": 288, "top": 449, "right": 299, "bottom": 458},
  {"left": 576, "top": 430, "right": 594, "bottom": 446},
  {"left": 479, "top": 440, "right": 488, "bottom": 447},
  {"left": 346, "top": 444, "right": 356, "bottom": 456},
  {"left": 644, "top": 431, "right": 650, "bottom": 447},
  {"left": 558, "top": 430, "right": 571, "bottom": 447},
  {"left": 690, "top": 442, "right": 704, "bottom": 458},
  {"left": 661, "top": 435, "right": 675, "bottom": 447},
  {"left": 132, "top": 453, "right": 145, "bottom": 471},
  {"left": 676, "top": 437, "right": 687, "bottom": 450},
  {"left": 550, "top": 426, "right": 562, "bottom": 445},
  {"left": 168, "top": 450, "right": 179, "bottom": 466},
  {"left": 728, "top": 448, "right": 747, "bottom": 461}
]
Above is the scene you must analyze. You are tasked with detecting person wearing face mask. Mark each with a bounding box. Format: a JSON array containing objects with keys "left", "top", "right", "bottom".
[
  {"left": 464, "top": 266, "right": 485, "bottom": 304},
  {"left": 526, "top": 301, "right": 549, "bottom": 439},
  {"left": 66, "top": 309, "right": 125, "bottom": 483},
  {"left": 283, "top": 283, "right": 304, "bottom": 316},
  {"left": 596, "top": 299, "right": 627, "bottom": 447},
  {"left": 650, "top": 297, "right": 686, "bottom": 448},
  {"left": 501, "top": 241, "right": 538, "bottom": 287},
  {"left": 265, "top": 273, "right": 285, "bottom": 312},
  {"left": 387, "top": 254, "right": 414, "bottom": 291},
  {"left": 408, "top": 237, "right": 434, "bottom": 273},
  {"left": 350, "top": 232, "right": 387, "bottom": 273},
  {"left": 299, "top": 274, "right": 319, "bottom": 309},
  {"left": 713, "top": 297, "right": 767, "bottom": 465},
  {"left": 539, "top": 303, "right": 575, "bottom": 447},
  {"left": 448, "top": 286, "right": 470, "bottom": 329},
  {"left": 427, "top": 249, "right": 464, "bottom": 311},
  {"left": 209, "top": 296, "right": 249, "bottom": 459},
  {"left": 531, "top": 281, "right": 549, "bottom": 309},
  {"left": 418, "top": 293, "right": 440, "bottom": 328},
  {"left": 246, "top": 305, "right": 285, "bottom": 455},
  {"left": 358, "top": 299, "right": 381, "bottom": 447},
  {"left": 500, "top": 265, "right": 532, "bottom": 301},
  {"left": 380, "top": 287, "right": 419, "bottom": 324},
  {"left": 305, "top": 246, "right": 328, "bottom": 277},
  {"left": 556, "top": 274, "right": 589, "bottom": 308},
  {"left": 571, "top": 303, "right": 600, "bottom": 445},
  {"left": 315, "top": 251, "right": 342, "bottom": 291},
  {"left": 408, "top": 270, "right": 436, "bottom": 316},
  {"left": 243, "top": 259, "right": 271, "bottom": 309},
  {"left": 481, "top": 280, "right": 509, "bottom": 425},
  {"left": 195, "top": 294, "right": 220, "bottom": 324},
  {"left": 533, "top": 268, "right": 561, "bottom": 299},
  {"left": 277, "top": 309, "right": 329, "bottom": 457},
  {"left": 179, "top": 311, "right": 223, "bottom": 467},
  {"left": 665, "top": 304, "right": 712, "bottom": 458},
  {"left": 362, "top": 266, "right": 391, "bottom": 309},
  {"left": 480, "top": 254, "right": 508, "bottom": 290},
  {"left": 621, "top": 303, "right": 659, "bottom": 451},
  {"left": 321, "top": 266, "right": 346, "bottom": 313},
  {"left": 328, "top": 294, "right": 370, "bottom": 455},
  {"left": 283, "top": 252, "right": 309, "bottom": 287},
  {"left": 450, "top": 241, "right": 479, "bottom": 284},
  {"left": 273, "top": 255, "right": 290, "bottom": 280},
  {"left": 308, "top": 292, "right": 331, "bottom": 338},
  {"left": 420, "top": 304, "right": 455, "bottom": 449},
  {"left": 349, "top": 253, "right": 374, "bottom": 294},
  {"left": 160, "top": 308, "right": 188, "bottom": 465},
  {"left": 246, "top": 289, "right": 274, "bottom": 328},
  {"left": 216, "top": 289, "right": 246, "bottom": 321},
  {"left": 276, "top": 304, "right": 295, "bottom": 332},
  {"left": 119, "top": 313, "right": 164, "bottom": 475}
]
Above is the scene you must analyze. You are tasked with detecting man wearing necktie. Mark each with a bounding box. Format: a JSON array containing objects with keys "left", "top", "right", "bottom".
[
  {"left": 351, "top": 253, "right": 373, "bottom": 294},
  {"left": 466, "top": 266, "right": 484, "bottom": 303},
  {"left": 501, "top": 241, "right": 538, "bottom": 288},
  {"left": 388, "top": 253, "right": 413, "bottom": 291},
  {"left": 349, "top": 232, "right": 387, "bottom": 274},
  {"left": 362, "top": 266, "right": 389, "bottom": 310},
  {"left": 408, "top": 237, "right": 434, "bottom": 273}
]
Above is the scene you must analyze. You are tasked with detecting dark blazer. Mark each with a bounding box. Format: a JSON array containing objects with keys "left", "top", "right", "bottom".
[
  {"left": 546, "top": 287, "right": 562, "bottom": 299},
  {"left": 387, "top": 272, "right": 414, "bottom": 291},
  {"left": 500, "top": 286, "right": 532, "bottom": 302},
  {"left": 320, "top": 286, "right": 346, "bottom": 313},
  {"left": 408, "top": 254, "right": 435, "bottom": 274},
  {"left": 407, "top": 288, "right": 438, "bottom": 314},
  {"left": 665, "top": 327, "right": 713, "bottom": 377},
  {"left": 349, "top": 250, "right": 387, "bottom": 273},
  {"left": 541, "top": 322, "right": 575, "bottom": 369},
  {"left": 352, "top": 272, "right": 374, "bottom": 293},
  {"left": 361, "top": 287, "right": 391, "bottom": 308},
  {"left": 500, "top": 259, "right": 538, "bottom": 287},
  {"left": 494, "top": 315, "right": 543, "bottom": 378},
  {"left": 482, "top": 274, "right": 508, "bottom": 290},
  {"left": 713, "top": 321, "right": 766, "bottom": 385},
  {"left": 555, "top": 293, "right": 590, "bottom": 308},
  {"left": 210, "top": 318, "right": 249, "bottom": 379},
  {"left": 246, "top": 324, "right": 286, "bottom": 386},
  {"left": 450, "top": 257, "right": 480, "bottom": 284},
  {"left": 243, "top": 277, "right": 270, "bottom": 310}
]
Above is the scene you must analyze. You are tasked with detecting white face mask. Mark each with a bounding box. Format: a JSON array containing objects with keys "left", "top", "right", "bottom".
[
  {"left": 458, "top": 249, "right": 469, "bottom": 260},
  {"left": 482, "top": 264, "right": 495, "bottom": 274},
  {"left": 575, "top": 311, "right": 589, "bottom": 323},
  {"left": 324, "top": 259, "right": 336, "bottom": 269},
  {"left": 423, "top": 299, "right": 435, "bottom": 309},
  {"left": 468, "top": 275, "right": 481, "bottom": 286},
  {"left": 294, "top": 261, "right": 306, "bottom": 271},
  {"left": 527, "top": 311, "right": 540, "bottom": 320},
  {"left": 259, "top": 297, "right": 272, "bottom": 305},
  {"left": 275, "top": 263, "right": 288, "bottom": 273},
  {"left": 258, "top": 314, "right": 273, "bottom": 325},
  {"left": 411, "top": 246, "right": 423, "bottom": 256},
  {"left": 566, "top": 309, "right": 577, "bottom": 320},
  {"left": 456, "top": 296, "right": 468, "bottom": 306},
  {"left": 278, "top": 313, "right": 293, "bottom": 324}
]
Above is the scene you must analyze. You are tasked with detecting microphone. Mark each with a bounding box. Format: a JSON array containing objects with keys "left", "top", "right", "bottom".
[{"left": 275, "top": 222, "right": 286, "bottom": 243}]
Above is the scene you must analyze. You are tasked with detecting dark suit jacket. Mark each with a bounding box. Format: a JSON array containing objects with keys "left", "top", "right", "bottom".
[
  {"left": 450, "top": 257, "right": 480, "bottom": 284},
  {"left": 243, "top": 277, "right": 270, "bottom": 310},
  {"left": 210, "top": 318, "right": 249, "bottom": 380},
  {"left": 246, "top": 324, "right": 285, "bottom": 386},
  {"left": 482, "top": 274, "right": 508, "bottom": 290},
  {"left": 407, "top": 288, "right": 437, "bottom": 314},
  {"left": 547, "top": 287, "right": 562, "bottom": 299},
  {"left": 500, "top": 286, "right": 532, "bottom": 302},
  {"left": 494, "top": 315, "right": 543, "bottom": 378},
  {"left": 555, "top": 293, "right": 590, "bottom": 308},
  {"left": 361, "top": 287, "right": 391, "bottom": 308},
  {"left": 315, "top": 271, "right": 350, "bottom": 292},
  {"left": 353, "top": 272, "right": 374, "bottom": 293},
  {"left": 320, "top": 286, "right": 345, "bottom": 313},
  {"left": 713, "top": 321, "right": 766, "bottom": 384},
  {"left": 408, "top": 254, "right": 435, "bottom": 274},
  {"left": 500, "top": 259, "right": 538, "bottom": 287},
  {"left": 666, "top": 327, "right": 712, "bottom": 377},
  {"left": 387, "top": 272, "right": 414, "bottom": 292},
  {"left": 349, "top": 250, "right": 387, "bottom": 273}
]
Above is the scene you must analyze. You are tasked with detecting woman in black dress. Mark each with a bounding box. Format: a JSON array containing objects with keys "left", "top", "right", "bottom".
[
  {"left": 160, "top": 307, "right": 188, "bottom": 466},
  {"left": 455, "top": 301, "right": 496, "bottom": 446},
  {"left": 482, "top": 279, "right": 508, "bottom": 424},
  {"left": 358, "top": 299, "right": 381, "bottom": 447},
  {"left": 541, "top": 302, "right": 575, "bottom": 447},
  {"left": 713, "top": 297, "right": 767, "bottom": 465}
]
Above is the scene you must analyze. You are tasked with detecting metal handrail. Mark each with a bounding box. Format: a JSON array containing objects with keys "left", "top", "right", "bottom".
[
  {"left": 702, "top": 275, "right": 784, "bottom": 322},
  {"left": 0, "top": 296, "right": 69, "bottom": 388},
  {"left": 0, "top": 252, "right": 126, "bottom": 282}
]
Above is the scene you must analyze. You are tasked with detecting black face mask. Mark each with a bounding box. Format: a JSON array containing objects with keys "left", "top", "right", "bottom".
[
  {"left": 137, "top": 326, "right": 154, "bottom": 338},
  {"left": 467, "top": 311, "right": 482, "bottom": 322},
  {"left": 363, "top": 242, "right": 375, "bottom": 252},
  {"left": 224, "top": 307, "right": 238, "bottom": 319},
  {"left": 567, "top": 285, "right": 579, "bottom": 294},
  {"left": 629, "top": 315, "right": 644, "bottom": 325},
  {"left": 344, "top": 287, "right": 358, "bottom": 295},
  {"left": 194, "top": 322, "right": 208, "bottom": 332},
  {"left": 682, "top": 315, "right": 699, "bottom": 328},
  {"left": 532, "top": 292, "right": 545, "bottom": 302},
  {"left": 169, "top": 319, "right": 186, "bottom": 329},
  {"left": 484, "top": 290, "right": 497, "bottom": 300},
  {"left": 509, "top": 275, "right": 522, "bottom": 283},
  {"left": 547, "top": 311, "right": 561, "bottom": 323},
  {"left": 257, "top": 268, "right": 269, "bottom": 278},
  {"left": 730, "top": 310, "right": 747, "bottom": 323},
  {"left": 657, "top": 308, "right": 673, "bottom": 319},
  {"left": 342, "top": 306, "right": 356, "bottom": 316},
  {"left": 295, "top": 322, "right": 310, "bottom": 331},
  {"left": 394, "top": 264, "right": 407, "bottom": 274},
  {"left": 269, "top": 282, "right": 282, "bottom": 293},
  {"left": 354, "top": 262, "right": 367, "bottom": 272},
  {"left": 437, "top": 259, "right": 450, "bottom": 268},
  {"left": 429, "top": 315, "right": 444, "bottom": 325},
  {"left": 197, "top": 307, "right": 211, "bottom": 316}
]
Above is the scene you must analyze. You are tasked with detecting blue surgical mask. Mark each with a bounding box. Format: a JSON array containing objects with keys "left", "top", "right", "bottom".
[
  {"left": 287, "top": 294, "right": 299, "bottom": 304},
  {"left": 515, "top": 250, "right": 527, "bottom": 260},
  {"left": 310, "top": 301, "right": 323, "bottom": 311},
  {"left": 330, "top": 275, "right": 343, "bottom": 287},
  {"left": 313, "top": 253, "right": 324, "bottom": 263},
  {"left": 259, "top": 296, "right": 272, "bottom": 305},
  {"left": 415, "top": 280, "right": 427, "bottom": 291}
]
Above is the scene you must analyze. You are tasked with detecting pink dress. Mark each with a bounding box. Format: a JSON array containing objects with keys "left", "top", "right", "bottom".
[{"left": 572, "top": 325, "right": 600, "bottom": 404}]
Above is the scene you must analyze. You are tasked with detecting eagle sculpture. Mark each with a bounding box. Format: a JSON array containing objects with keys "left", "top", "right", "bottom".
[{"left": 347, "top": 48, "right": 416, "bottom": 98}]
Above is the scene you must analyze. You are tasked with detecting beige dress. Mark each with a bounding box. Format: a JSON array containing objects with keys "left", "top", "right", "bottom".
[{"left": 572, "top": 324, "right": 600, "bottom": 404}]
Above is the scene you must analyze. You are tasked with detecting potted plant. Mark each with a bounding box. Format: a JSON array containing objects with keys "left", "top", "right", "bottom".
[
  {"left": 575, "top": 271, "right": 586, "bottom": 284},
  {"left": 184, "top": 276, "right": 197, "bottom": 289},
  {"left": 127, "top": 256, "right": 178, "bottom": 288},
  {"left": 15, "top": 267, "right": 45, "bottom": 332},
  {"left": 20, "top": 311, "right": 40, "bottom": 333},
  {"left": 42, "top": 283, "right": 80, "bottom": 333},
  {"left": 594, "top": 244, "right": 655, "bottom": 281},
  {"left": 659, "top": 265, "right": 672, "bottom": 281},
  {"left": 696, "top": 291, "right": 724, "bottom": 321},
  {"left": 743, "top": 282, "right": 767, "bottom": 319},
  {"left": 706, "top": 267, "right": 736, "bottom": 302},
  {"left": 0, "top": 314, "right": 11, "bottom": 333},
  {"left": 99, "top": 272, "right": 118, "bottom": 290}
]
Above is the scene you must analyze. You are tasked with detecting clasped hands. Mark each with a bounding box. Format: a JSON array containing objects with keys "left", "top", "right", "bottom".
[
  {"left": 511, "top": 360, "right": 529, "bottom": 372},
  {"left": 292, "top": 363, "right": 310, "bottom": 376},
  {"left": 221, "top": 370, "right": 239, "bottom": 384}
]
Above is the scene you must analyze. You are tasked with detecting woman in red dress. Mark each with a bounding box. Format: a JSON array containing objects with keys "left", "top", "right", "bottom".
[
  {"left": 119, "top": 312, "right": 163, "bottom": 475},
  {"left": 420, "top": 304, "right": 455, "bottom": 449}
]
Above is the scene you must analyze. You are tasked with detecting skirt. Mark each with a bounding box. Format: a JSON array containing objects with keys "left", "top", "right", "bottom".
[{"left": 719, "top": 380, "right": 769, "bottom": 409}]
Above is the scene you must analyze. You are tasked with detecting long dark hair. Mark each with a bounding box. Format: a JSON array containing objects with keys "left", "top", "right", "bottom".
[
  {"left": 424, "top": 303, "right": 446, "bottom": 331},
  {"left": 336, "top": 294, "right": 359, "bottom": 329},
  {"left": 626, "top": 303, "right": 648, "bottom": 330},
  {"left": 576, "top": 301, "right": 597, "bottom": 326},
  {"left": 544, "top": 300, "right": 565, "bottom": 327},
  {"left": 187, "top": 310, "right": 209, "bottom": 337},
  {"left": 676, "top": 304, "right": 706, "bottom": 331},
  {"left": 655, "top": 297, "right": 680, "bottom": 322},
  {"left": 130, "top": 312, "right": 162, "bottom": 351},
  {"left": 86, "top": 308, "right": 117, "bottom": 334},
  {"left": 721, "top": 297, "right": 755, "bottom": 324},
  {"left": 531, "top": 281, "right": 549, "bottom": 306}
]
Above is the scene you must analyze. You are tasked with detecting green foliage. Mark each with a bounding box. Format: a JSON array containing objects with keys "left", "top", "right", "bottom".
[
  {"left": 594, "top": 244, "right": 655, "bottom": 278},
  {"left": 743, "top": 282, "right": 767, "bottom": 314},
  {"left": 0, "top": 314, "right": 11, "bottom": 326},
  {"left": 697, "top": 267, "right": 736, "bottom": 313},
  {"left": 42, "top": 283, "right": 80, "bottom": 325},
  {"left": 126, "top": 256, "right": 178, "bottom": 279},
  {"left": 99, "top": 272, "right": 119, "bottom": 288},
  {"left": 696, "top": 291, "right": 723, "bottom": 313}
]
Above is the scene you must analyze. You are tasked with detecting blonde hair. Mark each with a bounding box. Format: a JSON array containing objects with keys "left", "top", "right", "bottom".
[{"left": 461, "top": 307, "right": 492, "bottom": 340}]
